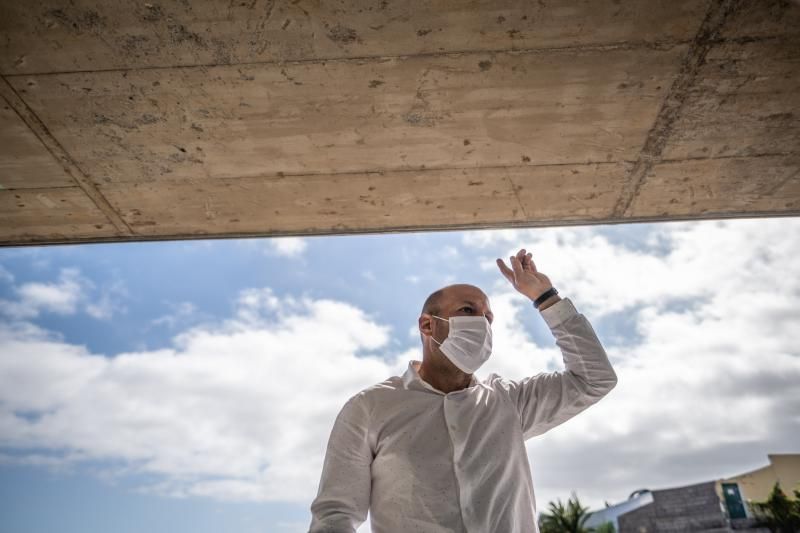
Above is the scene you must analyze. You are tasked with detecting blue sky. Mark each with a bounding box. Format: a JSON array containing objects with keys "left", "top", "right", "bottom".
[{"left": 1, "top": 218, "right": 799, "bottom": 533}]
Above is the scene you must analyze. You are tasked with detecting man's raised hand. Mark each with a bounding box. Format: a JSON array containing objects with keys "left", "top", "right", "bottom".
[{"left": 496, "top": 248, "right": 554, "bottom": 302}]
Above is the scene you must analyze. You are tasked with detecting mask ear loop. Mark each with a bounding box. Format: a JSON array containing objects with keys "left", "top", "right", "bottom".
[{"left": 429, "top": 315, "right": 448, "bottom": 346}]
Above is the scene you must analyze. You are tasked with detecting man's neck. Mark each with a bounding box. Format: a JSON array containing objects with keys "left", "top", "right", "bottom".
[{"left": 418, "top": 360, "right": 472, "bottom": 394}]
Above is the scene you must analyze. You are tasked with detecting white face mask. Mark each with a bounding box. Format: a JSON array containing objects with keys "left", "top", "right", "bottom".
[{"left": 430, "top": 314, "right": 493, "bottom": 374}]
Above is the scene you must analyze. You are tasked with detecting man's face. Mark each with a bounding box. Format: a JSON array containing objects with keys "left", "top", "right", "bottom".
[{"left": 420, "top": 284, "right": 494, "bottom": 345}]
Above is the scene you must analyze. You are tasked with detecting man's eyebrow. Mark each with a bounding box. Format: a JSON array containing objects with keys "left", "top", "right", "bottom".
[{"left": 458, "top": 300, "right": 492, "bottom": 311}]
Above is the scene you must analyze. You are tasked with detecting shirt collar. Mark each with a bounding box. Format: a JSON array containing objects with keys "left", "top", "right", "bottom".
[{"left": 402, "top": 360, "right": 479, "bottom": 393}]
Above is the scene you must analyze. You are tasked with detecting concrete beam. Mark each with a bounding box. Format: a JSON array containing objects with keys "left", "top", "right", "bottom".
[
  {"left": 1, "top": 0, "right": 706, "bottom": 74},
  {"left": 0, "top": 0, "right": 798, "bottom": 247}
]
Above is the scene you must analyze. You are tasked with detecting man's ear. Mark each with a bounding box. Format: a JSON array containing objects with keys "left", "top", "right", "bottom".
[{"left": 418, "top": 314, "right": 433, "bottom": 337}]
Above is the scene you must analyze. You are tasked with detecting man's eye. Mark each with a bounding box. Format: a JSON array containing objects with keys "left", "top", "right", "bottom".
[{"left": 461, "top": 306, "right": 473, "bottom": 313}]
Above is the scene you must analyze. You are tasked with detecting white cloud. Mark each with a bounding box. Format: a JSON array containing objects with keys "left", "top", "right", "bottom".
[
  {"left": 268, "top": 237, "right": 308, "bottom": 258},
  {"left": 441, "top": 245, "right": 460, "bottom": 259},
  {"left": 0, "top": 287, "right": 403, "bottom": 505},
  {"left": 0, "top": 217, "right": 798, "bottom": 523},
  {"left": 237, "top": 236, "right": 309, "bottom": 259},
  {"left": 0, "top": 267, "right": 86, "bottom": 319},
  {"left": 462, "top": 218, "right": 800, "bottom": 510},
  {"left": 150, "top": 301, "right": 199, "bottom": 329},
  {"left": 464, "top": 219, "right": 800, "bottom": 319},
  {"left": 85, "top": 279, "right": 129, "bottom": 320},
  {"left": 0, "top": 267, "right": 128, "bottom": 321}
]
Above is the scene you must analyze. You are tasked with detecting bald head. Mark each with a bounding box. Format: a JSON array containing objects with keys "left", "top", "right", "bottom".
[{"left": 420, "top": 284, "right": 493, "bottom": 322}]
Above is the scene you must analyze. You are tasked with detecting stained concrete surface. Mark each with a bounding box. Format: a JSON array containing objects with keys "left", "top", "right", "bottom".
[{"left": 0, "top": 0, "right": 798, "bottom": 246}]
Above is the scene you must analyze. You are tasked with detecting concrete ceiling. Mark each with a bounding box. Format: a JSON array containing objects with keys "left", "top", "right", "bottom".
[{"left": 1, "top": 0, "right": 798, "bottom": 247}]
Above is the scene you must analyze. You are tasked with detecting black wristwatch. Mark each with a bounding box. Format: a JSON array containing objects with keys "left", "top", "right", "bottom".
[{"left": 533, "top": 287, "right": 559, "bottom": 309}]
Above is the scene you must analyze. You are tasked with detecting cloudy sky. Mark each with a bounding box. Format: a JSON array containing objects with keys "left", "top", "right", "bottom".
[{"left": 1, "top": 217, "right": 798, "bottom": 533}]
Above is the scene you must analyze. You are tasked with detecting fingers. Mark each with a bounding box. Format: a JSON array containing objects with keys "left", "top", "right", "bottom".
[
  {"left": 516, "top": 248, "right": 537, "bottom": 273},
  {"left": 499, "top": 248, "right": 537, "bottom": 282},
  {"left": 510, "top": 254, "right": 524, "bottom": 277},
  {"left": 496, "top": 258, "right": 515, "bottom": 283},
  {"left": 516, "top": 249, "right": 528, "bottom": 273}
]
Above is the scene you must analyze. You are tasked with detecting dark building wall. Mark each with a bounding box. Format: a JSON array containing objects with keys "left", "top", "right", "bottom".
[
  {"left": 618, "top": 480, "right": 729, "bottom": 533},
  {"left": 619, "top": 502, "right": 657, "bottom": 532}
]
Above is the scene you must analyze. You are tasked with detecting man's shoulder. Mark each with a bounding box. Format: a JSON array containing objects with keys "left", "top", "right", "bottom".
[
  {"left": 343, "top": 373, "right": 406, "bottom": 408},
  {"left": 359, "top": 374, "right": 405, "bottom": 398},
  {"left": 480, "top": 371, "right": 508, "bottom": 383},
  {"left": 480, "top": 371, "right": 523, "bottom": 393}
]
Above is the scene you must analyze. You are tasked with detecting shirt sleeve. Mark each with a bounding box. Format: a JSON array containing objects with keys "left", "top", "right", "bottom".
[
  {"left": 308, "top": 393, "right": 373, "bottom": 533},
  {"left": 500, "top": 297, "right": 618, "bottom": 441}
]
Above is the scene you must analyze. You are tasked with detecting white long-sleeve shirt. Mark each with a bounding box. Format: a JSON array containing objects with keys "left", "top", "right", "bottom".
[{"left": 308, "top": 297, "right": 618, "bottom": 533}]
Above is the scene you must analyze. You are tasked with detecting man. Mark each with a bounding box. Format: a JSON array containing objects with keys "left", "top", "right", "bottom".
[{"left": 308, "top": 248, "right": 618, "bottom": 532}]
